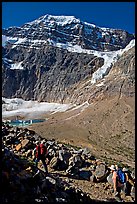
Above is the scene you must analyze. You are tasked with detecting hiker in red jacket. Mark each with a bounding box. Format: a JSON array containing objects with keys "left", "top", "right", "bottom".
[{"left": 34, "top": 140, "right": 48, "bottom": 174}]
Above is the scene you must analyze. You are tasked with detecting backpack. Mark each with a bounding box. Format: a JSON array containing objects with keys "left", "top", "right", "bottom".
[
  {"left": 39, "top": 144, "right": 47, "bottom": 155},
  {"left": 117, "top": 169, "right": 126, "bottom": 184},
  {"left": 36, "top": 144, "right": 41, "bottom": 158}
]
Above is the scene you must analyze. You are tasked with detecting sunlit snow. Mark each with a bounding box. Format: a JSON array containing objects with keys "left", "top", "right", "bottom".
[
  {"left": 2, "top": 97, "right": 74, "bottom": 118},
  {"left": 2, "top": 35, "right": 18, "bottom": 47},
  {"left": 10, "top": 62, "right": 24, "bottom": 70},
  {"left": 91, "top": 39, "right": 135, "bottom": 84},
  {"left": 28, "top": 15, "right": 81, "bottom": 27}
]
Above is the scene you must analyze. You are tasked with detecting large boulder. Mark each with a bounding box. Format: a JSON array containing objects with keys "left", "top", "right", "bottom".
[{"left": 94, "top": 163, "right": 108, "bottom": 182}]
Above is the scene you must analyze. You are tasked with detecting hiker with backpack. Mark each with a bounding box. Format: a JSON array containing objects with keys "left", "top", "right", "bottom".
[
  {"left": 109, "top": 164, "right": 126, "bottom": 200},
  {"left": 34, "top": 140, "right": 48, "bottom": 174},
  {"left": 122, "top": 167, "right": 135, "bottom": 196}
]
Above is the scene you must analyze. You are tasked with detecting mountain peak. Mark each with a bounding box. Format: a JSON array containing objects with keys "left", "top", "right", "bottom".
[{"left": 27, "top": 14, "right": 81, "bottom": 26}]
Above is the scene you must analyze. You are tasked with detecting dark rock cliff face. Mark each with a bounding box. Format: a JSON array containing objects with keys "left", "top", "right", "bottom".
[
  {"left": 2, "top": 45, "right": 135, "bottom": 104},
  {"left": 2, "top": 45, "right": 104, "bottom": 102}
]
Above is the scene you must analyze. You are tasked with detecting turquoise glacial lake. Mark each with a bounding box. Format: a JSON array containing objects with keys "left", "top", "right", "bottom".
[{"left": 8, "top": 119, "right": 46, "bottom": 127}]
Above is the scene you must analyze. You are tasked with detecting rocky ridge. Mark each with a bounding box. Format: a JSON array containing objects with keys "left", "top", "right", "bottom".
[{"left": 2, "top": 15, "right": 134, "bottom": 51}]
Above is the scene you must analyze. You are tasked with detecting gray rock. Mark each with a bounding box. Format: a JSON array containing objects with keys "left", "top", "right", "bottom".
[
  {"left": 94, "top": 163, "right": 108, "bottom": 182},
  {"left": 17, "top": 132, "right": 26, "bottom": 138},
  {"left": 56, "top": 197, "right": 67, "bottom": 202},
  {"left": 82, "top": 147, "right": 90, "bottom": 155},
  {"left": 90, "top": 174, "right": 96, "bottom": 182},
  {"left": 131, "top": 170, "right": 135, "bottom": 180},
  {"left": 46, "top": 140, "right": 55, "bottom": 146}
]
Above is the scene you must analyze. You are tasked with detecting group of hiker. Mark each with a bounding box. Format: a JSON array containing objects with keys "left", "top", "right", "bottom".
[
  {"left": 108, "top": 164, "right": 135, "bottom": 200},
  {"left": 33, "top": 140, "right": 135, "bottom": 200}
]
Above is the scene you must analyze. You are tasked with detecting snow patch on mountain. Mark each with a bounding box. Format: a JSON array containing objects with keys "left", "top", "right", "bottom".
[
  {"left": 71, "top": 101, "right": 90, "bottom": 111},
  {"left": 10, "top": 62, "right": 24, "bottom": 70},
  {"left": 119, "top": 39, "right": 135, "bottom": 55},
  {"left": 2, "top": 35, "right": 46, "bottom": 49},
  {"left": 3, "top": 58, "right": 13, "bottom": 63},
  {"left": 2, "top": 35, "right": 18, "bottom": 47},
  {"left": 2, "top": 57, "right": 24, "bottom": 70},
  {"left": 12, "top": 38, "right": 28, "bottom": 48}
]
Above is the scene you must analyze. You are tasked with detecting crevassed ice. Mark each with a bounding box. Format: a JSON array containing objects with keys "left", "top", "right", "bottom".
[{"left": 91, "top": 39, "right": 135, "bottom": 84}]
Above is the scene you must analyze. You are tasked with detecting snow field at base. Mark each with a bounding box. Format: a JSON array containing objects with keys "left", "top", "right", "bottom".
[
  {"left": 2, "top": 97, "right": 93, "bottom": 119},
  {"left": 2, "top": 97, "right": 75, "bottom": 118}
]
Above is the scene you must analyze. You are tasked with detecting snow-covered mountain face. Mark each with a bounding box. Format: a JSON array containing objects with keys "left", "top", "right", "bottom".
[
  {"left": 2, "top": 14, "right": 134, "bottom": 52},
  {"left": 2, "top": 14, "right": 135, "bottom": 104}
]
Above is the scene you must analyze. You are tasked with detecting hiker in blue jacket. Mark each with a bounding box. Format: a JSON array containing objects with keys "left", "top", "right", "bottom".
[{"left": 109, "top": 165, "right": 126, "bottom": 200}]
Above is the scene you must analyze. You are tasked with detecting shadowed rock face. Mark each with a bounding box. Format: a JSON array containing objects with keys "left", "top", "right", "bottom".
[
  {"left": 2, "top": 45, "right": 104, "bottom": 101},
  {"left": 107, "top": 47, "right": 135, "bottom": 97},
  {"left": 2, "top": 44, "right": 135, "bottom": 103}
]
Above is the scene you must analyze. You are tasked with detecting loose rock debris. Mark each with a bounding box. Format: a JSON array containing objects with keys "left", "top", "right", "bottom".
[{"left": 1, "top": 121, "right": 135, "bottom": 202}]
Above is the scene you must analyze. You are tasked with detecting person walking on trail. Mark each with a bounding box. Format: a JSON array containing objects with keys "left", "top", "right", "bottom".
[
  {"left": 122, "top": 167, "right": 135, "bottom": 196},
  {"left": 34, "top": 140, "right": 48, "bottom": 174},
  {"left": 109, "top": 165, "right": 126, "bottom": 200}
]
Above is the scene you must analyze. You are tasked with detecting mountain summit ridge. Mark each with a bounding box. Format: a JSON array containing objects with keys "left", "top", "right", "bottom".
[{"left": 2, "top": 14, "right": 134, "bottom": 52}]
